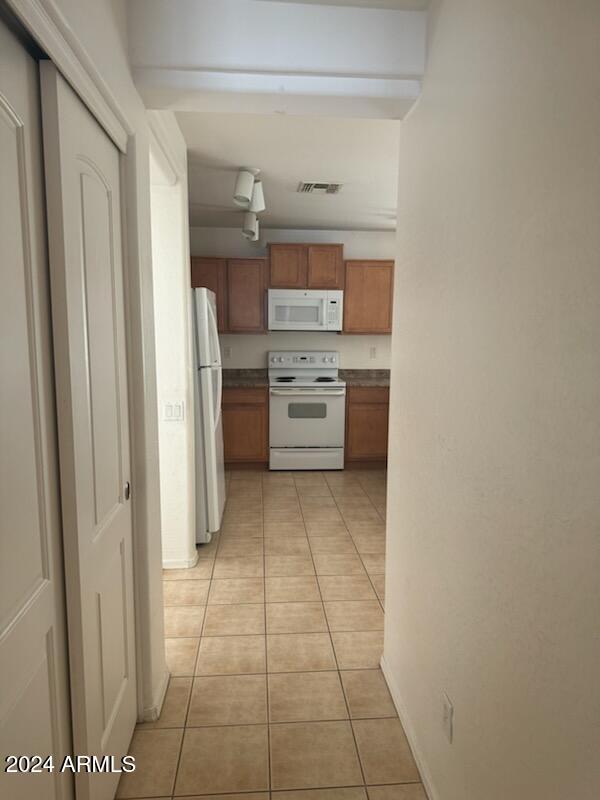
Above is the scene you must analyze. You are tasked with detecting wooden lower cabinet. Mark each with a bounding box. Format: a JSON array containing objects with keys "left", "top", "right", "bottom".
[
  {"left": 345, "top": 386, "right": 389, "bottom": 462},
  {"left": 222, "top": 387, "right": 268, "bottom": 463}
]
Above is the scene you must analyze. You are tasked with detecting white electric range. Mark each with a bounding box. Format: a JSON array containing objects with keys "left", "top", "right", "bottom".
[{"left": 268, "top": 350, "right": 346, "bottom": 470}]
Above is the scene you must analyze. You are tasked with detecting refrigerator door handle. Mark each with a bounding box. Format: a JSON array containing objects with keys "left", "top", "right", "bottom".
[
  {"left": 214, "top": 366, "right": 223, "bottom": 431},
  {"left": 206, "top": 295, "right": 221, "bottom": 366}
]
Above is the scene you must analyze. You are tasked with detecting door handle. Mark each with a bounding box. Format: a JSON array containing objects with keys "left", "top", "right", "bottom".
[
  {"left": 124, "top": 482, "right": 131, "bottom": 501},
  {"left": 270, "top": 390, "right": 346, "bottom": 397}
]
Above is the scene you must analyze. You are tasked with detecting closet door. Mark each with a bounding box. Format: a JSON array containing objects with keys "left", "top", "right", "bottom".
[
  {"left": 0, "top": 22, "right": 73, "bottom": 800},
  {"left": 41, "top": 63, "right": 137, "bottom": 800}
]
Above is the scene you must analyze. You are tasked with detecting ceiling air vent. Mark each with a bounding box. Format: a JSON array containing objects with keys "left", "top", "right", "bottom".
[{"left": 297, "top": 181, "right": 343, "bottom": 194}]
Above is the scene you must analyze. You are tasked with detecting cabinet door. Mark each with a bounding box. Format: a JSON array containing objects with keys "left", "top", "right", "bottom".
[
  {"left": 269, "top": 244, "right": 308, "bottom": 288},
  {"left": 227, "top": 259, "right": 267, "bottom": 333},
  {"left": 307, "top": 244, "right": 344, "bottom": 289},
  {"left": 191, "top": 257, "right": 228, "bottom": 332},
  {"left": 343, "top": 260, "right": 394, "bottom": 333},
  {"left": 346, "top": 388, "right": 389, "bottom": 461},
  {"left": 222, "top": 389, "right": 268, "bottom": 462}
]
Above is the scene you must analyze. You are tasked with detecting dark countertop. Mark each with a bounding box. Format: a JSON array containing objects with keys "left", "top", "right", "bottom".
[
  {"left": 222, "top": 367, "right": 389, "bottom": 388},
  {"left": 222, "top": 369, "right": 268, "bottom": 388},
  {"left": 340, "top": 369, "right": 390, "bottom": 387}
]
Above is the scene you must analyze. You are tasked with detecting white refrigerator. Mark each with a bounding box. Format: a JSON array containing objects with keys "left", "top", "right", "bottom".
[{"left": 193, "top": 288, "right": 226, "bottom": 542}]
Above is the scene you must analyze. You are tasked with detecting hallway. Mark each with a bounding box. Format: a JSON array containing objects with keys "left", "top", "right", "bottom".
[{"left": 117, "top": 469, "right": 426, "bottom": 799}]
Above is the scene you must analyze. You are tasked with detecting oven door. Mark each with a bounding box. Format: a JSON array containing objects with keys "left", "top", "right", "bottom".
[
  {"left": 269, "top": 388, "right": 346, "bottom": 447},
  {"left": 268, "top": 290, "right": 328, "bottom": 331}
]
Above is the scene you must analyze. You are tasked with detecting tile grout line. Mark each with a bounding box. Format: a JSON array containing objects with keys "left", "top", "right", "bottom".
[
  {"left": 171, "top": 523, "right": 220, "bottom": 795},
  {"left": 259, "top": 476, "right": 272, "bottom": 799},
  {"left": 155, "top": 469, "right": 396, "bottom": 798},
  {"left": 295, "top": 472, "right": 369, "bottom": 790},
  {"left": 326, "top": 471, "right": 390, "bottom": 786},
  {"left": 330, "top": 472, "right": 386, "bottom": 614},
  {"left": 134, "top": 712, "right": 399, "bottom": 732}
]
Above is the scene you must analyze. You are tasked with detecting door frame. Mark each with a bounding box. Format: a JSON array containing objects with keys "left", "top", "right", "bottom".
[{"left": 5, "top": 0, "right": 168, "bottom": 722}]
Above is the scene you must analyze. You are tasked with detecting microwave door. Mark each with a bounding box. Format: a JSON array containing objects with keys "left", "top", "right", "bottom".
[{"left": 269, "top": 293, "right": 327, "bottom": 331}]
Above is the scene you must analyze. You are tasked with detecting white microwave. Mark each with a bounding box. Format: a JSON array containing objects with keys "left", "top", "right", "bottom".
[{"left": 268, "top": 289, "right": 343, "bottom": 331}]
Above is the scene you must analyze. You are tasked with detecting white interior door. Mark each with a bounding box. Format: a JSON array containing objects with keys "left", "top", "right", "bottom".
[
  {"left": 40, "top": 62, "right": 137, "bottom": 800},
  {"left": 0, "top": 23, "right": 73, "bottom": 800}
]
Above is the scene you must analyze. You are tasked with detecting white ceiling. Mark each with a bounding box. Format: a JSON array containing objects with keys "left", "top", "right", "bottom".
[
  {"left": 129, "top": 1, "right": 426, "bottom": 120},
  {"left": 256, "top": 1, "right": 429, "bottom": 8},
  {"left": 178, "top": 112, "right": 400, "bottom": 231}
]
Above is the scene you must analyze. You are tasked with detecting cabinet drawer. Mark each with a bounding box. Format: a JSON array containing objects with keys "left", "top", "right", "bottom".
[
  {"left": 347, "top": 386, "right": 389, "bottom": 404},
  {"left": 222, "top": 387, "right": 268, "bottom": 405}
]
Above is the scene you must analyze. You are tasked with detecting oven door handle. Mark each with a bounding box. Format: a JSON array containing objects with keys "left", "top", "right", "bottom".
[{"left": 270, "top": 389, "right": 346, "bottom": 397}]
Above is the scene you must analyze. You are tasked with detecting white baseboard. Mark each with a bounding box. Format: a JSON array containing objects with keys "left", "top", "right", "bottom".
[
  {"left": 140, "top": 668, "right": 170, "bottom": 723},
  {"left": 380, "top": 655, "right": 439, "bottom": 800},
  {"left": 162, "top": 550, "right": 199, "bottom": 570}
]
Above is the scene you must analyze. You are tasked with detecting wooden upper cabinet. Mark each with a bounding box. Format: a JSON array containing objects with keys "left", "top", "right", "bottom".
[
  {"left": 269, "top": 243, "right": 344, "bottom": 289},
  {"left": 307, "top": 244, "right": 344, "bottom": 289},
  {"left": 343, "top": 260, "right": 394, "bottom": 334},
  {"left": 227, "top": 259, "right": 267, "bottom": 333},
  {"left": 191, "top": 257, "right": 228, "bottom": 332},
  {"left": 269, "top": 244, "right": 308, "bottom": 288}
]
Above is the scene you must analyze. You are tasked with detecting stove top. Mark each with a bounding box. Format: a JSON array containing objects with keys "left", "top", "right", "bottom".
[
  {"left": 268, "top": 350, "right": 345, "bottom": 389},
  {"left": 273, "top": 376, "right": 336, "bottom": 383}
]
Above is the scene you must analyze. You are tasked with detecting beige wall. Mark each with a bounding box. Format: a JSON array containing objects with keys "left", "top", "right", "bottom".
[
  {"left": 190, "top": 226, "right": 397, "bottom": 261},
  {"left": 219, "top": 331, "right": 391, "bottom": 370},
  {"left": 151, "top": 155, "right": 197, "bottom": 569},
  {"left": 191, "top": 226, "right": 395, "bottom": 368},
  {"left": 383, "top": 2, "right": 600, "bottom": 800}
]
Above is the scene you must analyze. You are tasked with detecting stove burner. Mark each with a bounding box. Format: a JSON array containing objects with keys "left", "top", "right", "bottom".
[
  {"left": 315, "top": 376, "right": 335, "bottom": 382},
  {"left": 276, "top": 376, "right": 295, "bottom": 382}
]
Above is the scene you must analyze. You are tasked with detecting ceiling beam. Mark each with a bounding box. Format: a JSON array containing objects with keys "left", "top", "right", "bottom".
[{"left": 127, "top": 0, "right": 427, "bottom": 119}]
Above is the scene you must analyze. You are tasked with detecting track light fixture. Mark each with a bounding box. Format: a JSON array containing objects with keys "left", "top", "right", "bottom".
[
  {"left": 234, "top": 167, "right": 265, "bottom": 241},
  {"left": 242, "top": 211, "right": 259, "bottom": 240},
  {"left": 249, "top": 180, "right": 265, "bottom": 214},
  {"left": 233, "top": 167, "right": 259, "bottom": 207}
]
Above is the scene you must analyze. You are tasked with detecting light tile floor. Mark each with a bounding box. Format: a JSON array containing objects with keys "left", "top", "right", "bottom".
[{"left": 117, "top": 469, "right": 427, "bottom": 800}]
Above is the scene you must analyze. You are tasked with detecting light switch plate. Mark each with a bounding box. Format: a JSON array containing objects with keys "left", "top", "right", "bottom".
[{"left": 163, "top": 401, "right": 185, "bottom": 421}]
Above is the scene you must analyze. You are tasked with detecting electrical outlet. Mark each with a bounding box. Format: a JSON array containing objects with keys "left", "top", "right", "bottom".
[
  {"left": 442, "top": 693, "right": 454, "bottom": 743},
  {"left": 369, "top": 346, "right": 377, "bottom": 360},
  {"left": 223, "top": 346, "right": 232, "bottom": 359}
]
